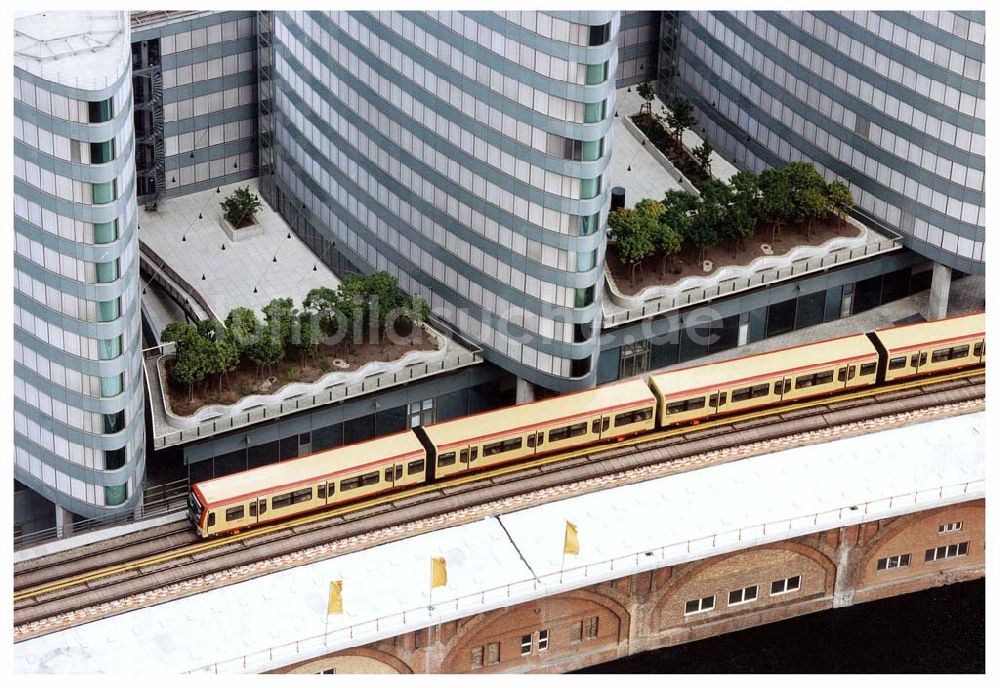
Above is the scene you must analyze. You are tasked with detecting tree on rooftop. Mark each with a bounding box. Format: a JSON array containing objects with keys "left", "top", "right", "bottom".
[
  {"left": 690, "top": 179, "right": 729, "bottom": 264},
  {"left": 608, "top": 205, "right": 656, "bottom": 284},
  {"left": 248, "top": 327, "right": 284, "bottom": 379},
  {"left": 220, "top": 186, "right": 263, "bottom": 229},
  {"left": 663, "top": 96, "right": 696, "bottom": 150},
  {"left": 303, "top": 286, "right": 352, "bottom": 338},
  {"left": 727, "top": 171, "right": 763, "bottom": 253},
  {"left": 636, "top": 81, "right": 656, "bottom": 116},
  {"left": 262, "top": 297, "right": 298, "bottom": 358},
  {"left": 827, "top": 181, "right": 854, "bottom": 230},
  {"left": 759, "top": 167, "right": 795, "bottom": 244},
  {"left": 214, "top": 331, "right": 240, "bottom": 393},
  {"left": 692, "top": 141, "right": 714, "bottom": 177},
  {"left": 224, "top": 306, "right": 262, "bottom": 360},
  {"left": 785, "top": 161, "right": 829, "bottom": 240},
  {"left": 296, "top": 310, "right": 322, "bottom": 365}
]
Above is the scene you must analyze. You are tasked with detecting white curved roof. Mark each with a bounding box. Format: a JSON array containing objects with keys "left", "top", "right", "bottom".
[{"left": 13, "top": 11, "right": 129, "bottom": 90}]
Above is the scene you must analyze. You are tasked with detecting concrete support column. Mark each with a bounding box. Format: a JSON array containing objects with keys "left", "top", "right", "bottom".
[
  {"left": 925, "top": 262, "right": 952, "bottom": 321},
  {"left": 515, "top": 377, "right": 536, "bottom": 405},
  {"left": 55, "top": 505, "right": 75, "bottom": 539}
]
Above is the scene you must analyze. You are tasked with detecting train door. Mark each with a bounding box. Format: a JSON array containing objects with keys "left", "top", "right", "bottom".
[
  {"left": 383, "top": 463, "right": 404, "bottom": 488},
  {"left": 708, "top": 390, "right": 728, "bottom": 416},
  {"left": 525, "top": 431, "right": 545, "bottom": 455},
  {"left": 772, "top": 377, "right": 792, "bottom": 401},
  {"left": 974, "top": 340, "right": 985, "bottom": 364},
  {"left": 459, "top": 445, "right": 480, "bottom": 470},
  {"left": 909, "top": 351, "right": 928, "bottom": 375},
  {"left": 248, "top": 497, "right": 268, "bottom": 524},
  {"left": 590, "top": 416, "right": 610, "bottom": 439},
  {"left": 836, "top": 364, "right": 857, "bottom": 389}
]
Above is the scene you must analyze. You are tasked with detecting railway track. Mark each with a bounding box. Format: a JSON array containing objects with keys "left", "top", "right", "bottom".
[{"left": 14, "top": 369, "right": 984, "bottom": 638}]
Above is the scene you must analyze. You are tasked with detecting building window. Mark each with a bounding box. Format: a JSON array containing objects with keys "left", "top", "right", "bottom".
[
  {"left": 487, "top": 642, "right": 500, "bottom": 665},
  {"left": 925, "top": 542, "right": 969, "bottom": 562},
  {"left": 90, "top": 139, "right": 115, "bottom": 164},
  {"left": 584, "top": 616, "right": 598, "bottom": 640},
  {"left": 684, "top": 595, "right": 715, "bottom": 615},
  {"left": 619, "top": 340, "right": 650, "bottom": 378},
  {"left": 876, "top": 554, "right": 911, "bottom": 571},
  {"left": 520, "top": 634, "right": 532, "bottom": 656},
  {"left": 409, "top": 399, "right": 435, "bottom": 427},
  {"left": 470, "top": 646, "right": 484, "bottom": 670},
  {"left": 320, "top": 668, "right": 337, "bottom": 674},
  {"left": 770, "top": 576, "right": 801, "bottom": 596},
  {"left": 728, "top": 585, "right": 758, "bottom": 606},
  {"left": 88, "top": 97, "right": 114, "bottom": 123},
  {"left": 538, "top": 629, "right": 549, "bottom": 651},
  {"left": 939, "top": 521, "right": 963, "bottom": 534}
]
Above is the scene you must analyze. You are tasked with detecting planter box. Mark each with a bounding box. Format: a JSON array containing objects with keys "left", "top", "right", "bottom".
[{"left": 219, "top": 215, "right": 264, "bottom": 242}]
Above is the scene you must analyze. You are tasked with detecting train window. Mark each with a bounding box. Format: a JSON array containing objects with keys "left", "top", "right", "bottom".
[
  {"left": 860, "top": 363, "right": 877, "bottom": 376},
  {"left": 225, "top": 505, "right": 245, "bottom": 522},
  {"left": 974, "top": 342, "right": 984, "bottom": 357},
  {"left": 457, "top": 449, "right": 466, "bottom": 463},
  {"left": 438, "top": 452, "right": 456, "bottom": 467},
  {"left": 568, "top": 422, "right": 587, "bottom": 438},
  {"left": 888, "top": 356, "right": 907, "bottom": 370},
  {"left": 361, "top": 471, "right": 379, "bottom": 487},
  {"left": 773, "top": 381, "right": 783, "bottom": 395},
  {"left": 732, "top": 386, "right": 753, "bottom": 402},
  {"left": 795, "top": 370, "right": 834, "bottom": 389},
  {"left": 395, "top": 465, "right": 403, "bottom": 480},
  {"left": 485, "top": 437, "right": 523, "bottom": 455},
  {"left": 292, "top": 488, "right": 312, "bottom": 504},
  {"left": 549, "top": 423, "right": 586, "bottom": 442},
  {"left": 318, "top": 484, "right": 326, "bottom": 499},
  {"left": 527, "top": 434, "right": 536, "bottom": 448},
  {"left": 615, "top": 407, "right": 654, "bottom": 426},
  {"left": 592, "top": 419, "right": 601, "bottom": 434},
  {"left": 385, "top": 467, "right": 394, "bottom": 482},
  {"left": 340, "top": 477, "right": 361, "bottom": 491},
  {"left": 666, "top": 397, "right": 707, "bottom": 414},
  {"left": 272, "top": 492, "right": 293, "bottom": 509},
  {"left": 910, "top": 352, "right": 927, "bottom": 367},
  {"left": 932, "top": 345, "right": 970, "bottom": 363},
  {"left": 327, "top": 482, "right": 335, "bottom": 496},
  {"left": 708, "top": 393, "right": 727, "bottom": 407},
  {"left": 408, "top": 459, "right": 426, "bottom": 474},
  {"left": 208, "top": 513, "right": 215, "bottom": 527},
  {"left": 249, "top": 501, "right": 257, "bottom": 517}
]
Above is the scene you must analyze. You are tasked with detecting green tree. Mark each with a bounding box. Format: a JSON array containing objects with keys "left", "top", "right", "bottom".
[
  {"left": 296, "top": 310, "right": 322, "bottom": 364},
  {"left": 663, "top": 96, "right": 696, "bottom": 150},
  {"left": 785, "top": 161, "right": 828, "bottom": 235},
  {"left": 225, "top": 306, "right": 262, "bottom": 359},
  {"left": 727, "top": 171, "right": 762, "bottom": 253},
  {"left": 214, "top": 333, "right": 240, "bottom": 393},
  {"left": 608, "top": 205, "right": 656, "bottom": 284},
  {"left": 220, "top": 185, "right": 263, "bottom": 228},
  {"left": 688, "top": 180, "right": 732, "bottom": 264},
  {"left": 692, "top": 141, "right": 714, "bottom": 177},
  {"left": 303, "top": 286, "right": 351, "bottom": 337},
  {"left": 248, "top": 328, "right": 284, "bottom": 379},
  {"left": 827, "top": 180, "right": 854, "bottom": 229},
  {"left": 262, "top": 297, "right": 298, "bottom": 358},
  {"left": 636, "top": 81, "right": 656, "bottom": 116},
  {"left": 759, "top": 167, "right": 795, "bottom": 243},
  {"left": 650, "top": 212, "right": 683, "bottom": 277}
]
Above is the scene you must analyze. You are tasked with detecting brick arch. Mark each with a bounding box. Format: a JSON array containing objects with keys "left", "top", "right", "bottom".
[
  {"left": 278, "top": 646, "right": 413, "bottom": 675},
  {"left": 648, "top": 541, "right": 837, "bottom": 634},
  {"left": 854, "top": 501, "right": 985, "bottom": 588},
  {"left": 438, "top": 589, "right": 630, "bottom": 673}
]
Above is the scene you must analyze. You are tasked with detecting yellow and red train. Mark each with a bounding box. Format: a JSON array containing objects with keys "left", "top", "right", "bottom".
[{"left": 189, "top": 313, "right": 985, "bottom": 537}]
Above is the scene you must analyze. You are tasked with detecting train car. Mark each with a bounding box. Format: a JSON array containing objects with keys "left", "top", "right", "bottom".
[
  {"left": 189, "top": 431, "right": 427, "bottom": 537},
  {"left": 871, "top": 312, "right": 985, "bottom": 383},
  {"left": 649, "top": 334, "right": 880, "bottom": 426},
  {"left": 418, "top": 379, "right": 658, "bottom": 479}
]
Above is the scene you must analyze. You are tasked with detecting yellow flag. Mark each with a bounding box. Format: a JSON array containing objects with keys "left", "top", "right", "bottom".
[
  {"left": 327, "top": 580, "right": 343, "bottom": 615},
  {"left": 564, "top": 521, "right": 580, "bottom": 556},
  {"left": 431, "top": 557, "right": 448, "bottom": 588}
]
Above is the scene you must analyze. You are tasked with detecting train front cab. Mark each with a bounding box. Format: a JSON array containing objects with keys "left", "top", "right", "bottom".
[
  {"left": 421, "top": 380, "right": 658, "bottom": 480},
  {"left": 650, "top": 334, "right": 880, "bottom": 426},
  {"left": 872, "top": 313, "right": 985, "bottom": 383}
]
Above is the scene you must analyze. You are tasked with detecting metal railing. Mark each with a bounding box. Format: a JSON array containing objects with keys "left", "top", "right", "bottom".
[
  {"left": 603, "top": 234, "right": 903, "bottom": 327},
  {"left": 189, "top": 478, "right": 983, "bottom": 674},
  {"left": 148, "top": 348, "right": 483, "bottom": 449},
  {"left": 14, "top": 478, "right": 190, "bottom": 552},
  {"left": 138, "top": 239, "right": 221, "bottom": 323}
]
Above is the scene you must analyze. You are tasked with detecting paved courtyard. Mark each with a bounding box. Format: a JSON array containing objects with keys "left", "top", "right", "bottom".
[{"left": 138, "top": 178, "right": 339, "bottom": 321}]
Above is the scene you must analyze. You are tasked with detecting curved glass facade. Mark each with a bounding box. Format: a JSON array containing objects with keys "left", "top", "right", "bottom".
[
  {"left": 13, "top": 11, "right": 145, "bottom": 519},
  {"left": 670, "top": 11, "right": 984, "bottom": 274},
  {"left": 265, "top": 11, "right": 619, "bottom": 390}
]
